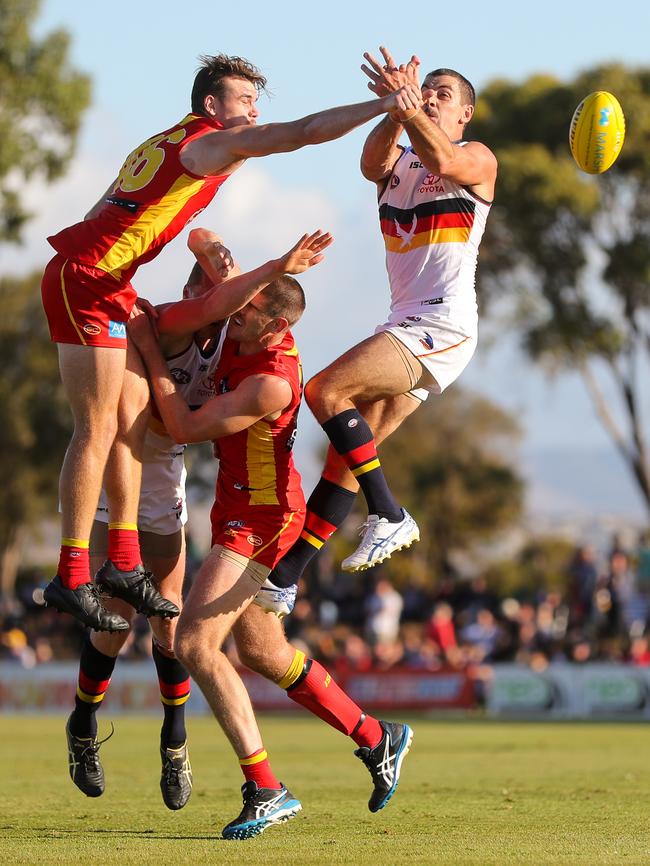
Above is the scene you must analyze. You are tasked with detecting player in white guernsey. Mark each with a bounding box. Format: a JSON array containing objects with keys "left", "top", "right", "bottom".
[{"left": 267, "top": 49, "right": 497, "bottom": 588}]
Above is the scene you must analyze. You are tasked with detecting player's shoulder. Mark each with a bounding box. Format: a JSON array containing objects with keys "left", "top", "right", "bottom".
[{"left": 460, "top": 139, "right": 498, "bottom": 164}]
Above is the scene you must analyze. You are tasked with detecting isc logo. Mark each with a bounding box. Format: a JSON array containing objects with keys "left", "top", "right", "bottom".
[{"left": 109, "top": 321, "right": 127, "bottom": 339}]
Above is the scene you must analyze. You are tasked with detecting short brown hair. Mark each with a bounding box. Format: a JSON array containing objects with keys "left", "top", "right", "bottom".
[
  {"left": 191, "top": 54, "right": 267, "bottom": 115},
  {"left": 259, "top": 276, "right": 305, "bottom": 327},
  {"left": 185, "top": 261, "right": 212, "bottom": 294},
  {"left": 426, "top": 68, "right": 476, "bottom": 107}
]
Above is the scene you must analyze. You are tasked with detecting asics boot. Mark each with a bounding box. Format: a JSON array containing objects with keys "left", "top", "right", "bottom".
[
  {"left": 342, "top": 509, "right": 419, "bottom": 572},
  {"left": 160, "top": 741, "right": 193, "bottom": 810},
  {"left": 222, "top": 781, "right": 301, "bottom": 840},
  {"left": 355, "top": 720, "right": 413, "bottom": 812}
]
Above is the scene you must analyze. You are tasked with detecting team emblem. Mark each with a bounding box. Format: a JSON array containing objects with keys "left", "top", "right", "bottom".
[
  {"left": 247, "top": 535, "right": 263, "bottom": 547},
  {"left": 83, "top": 323, "right": 101, "bottom": 336},
  {"left": 171, "top": 367, "right": 191, "bottom": 385}
]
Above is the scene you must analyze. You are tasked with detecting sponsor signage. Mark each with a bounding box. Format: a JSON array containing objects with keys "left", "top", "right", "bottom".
[
  {"left": 487, "top": 664, "right": 650, "bottom": 718},
  {"left": 0, "top": 663, "right": 475, "bottom": 713}
]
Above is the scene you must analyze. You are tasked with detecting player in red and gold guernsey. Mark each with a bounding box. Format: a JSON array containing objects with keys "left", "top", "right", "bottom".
[
  {"left": 41, "top": 52, "right": 425, "bottom": 632},
  {"left": 131, "top": 276, "right": 412, "bottom": 839},
  {"left": 209, "top": 327, "right": 305, "bottom": 564},
  {"left": 130, "top": 274, "right": 307, "bottom": 836}
]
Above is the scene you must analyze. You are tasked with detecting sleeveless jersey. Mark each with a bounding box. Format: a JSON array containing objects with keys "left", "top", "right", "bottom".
[
  {"left": 213, "top": 332, "right": 304, "bottom": 511},
  {"left": 48, "top": 114, "right": 229, "bottom": 284},
  {"left": 379, "top": 144, "right": 491, "bottom": 321}
]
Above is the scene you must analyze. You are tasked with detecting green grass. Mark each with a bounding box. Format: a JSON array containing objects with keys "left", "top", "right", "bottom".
[{"left": 2, "top": 715, "right": 650, "bottom": 865}]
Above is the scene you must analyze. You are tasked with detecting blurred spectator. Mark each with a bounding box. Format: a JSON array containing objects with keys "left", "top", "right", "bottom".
[
  {"left": 5, "top": 528, "right": 650, "bottom": 680},
  {"left": 567, "top": 545, "right": 597, "bottom": 627},
  {"left": 460, "top": 608, "right": 500, "bottom": 661},
  {"left": 426, "top": 603, "right": 457, "bottom": 661},
  {"left": 365, "top": 578, "right": 403, "bottom": 645},
  {"left": 629, "top": 636, "right": 650, "bottom": 666}
]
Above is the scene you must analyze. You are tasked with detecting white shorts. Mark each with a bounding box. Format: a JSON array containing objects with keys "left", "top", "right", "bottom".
[
  {"left": 95, "top": 430, "right": 188, "bottom": 535},
  {"left": 375, "top": 306, "right": 477, "bottom": 400}
]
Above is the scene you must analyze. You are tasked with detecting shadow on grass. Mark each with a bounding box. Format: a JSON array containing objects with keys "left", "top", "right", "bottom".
[{"left": 1, "top": 826, "right": 225, "bottom": 842}]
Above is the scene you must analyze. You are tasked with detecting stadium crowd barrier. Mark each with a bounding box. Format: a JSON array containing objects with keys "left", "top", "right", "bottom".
[
  {"left": 0, "top": 663, "right": 476, "bottom": 713},
  {"left": 487, "top": 663, "right": 650, "bottom": 718}
]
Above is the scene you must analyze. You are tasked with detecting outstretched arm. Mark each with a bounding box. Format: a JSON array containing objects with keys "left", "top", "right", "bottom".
[
  {"left": 181, "top": 88, "right": 422, "bottom": 176},
  {"left": 155, "top": 229, "right": 332, "bottom": 337},
  {"left": 128, "top": 312, "right": 291, "bottom": 443}
]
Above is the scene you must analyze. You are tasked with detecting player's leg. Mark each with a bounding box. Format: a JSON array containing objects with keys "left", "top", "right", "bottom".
[
  {"left": 234, "top": 601, "right": 413, "bottom": 812},
  {"left": 174, "top": 545, "right": 300, "bottom": 839},
  {"left": 270, "top": 392, "right": 422, "bottom": 587},
  {"left": 96, "top": 342, "right": 179, "bottom": 619},
  {"left": 43, "top": 343, "right": 130, "bottom": 632},
  {"left": 303, "top": 333, "right": 425, "bottom": 569},
  {"left": 63, "top": 520, "right": 134, "bottom": 797},
  {"left": 142, "top": 530, "right": 193, "bottom": 811}
]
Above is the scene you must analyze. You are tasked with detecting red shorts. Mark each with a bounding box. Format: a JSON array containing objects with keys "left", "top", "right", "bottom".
[
  {"left": 41, "top": 254, "right": 136, "bottom": 347},
  {"left": 210, "top": 502, "right": 306, "bottom": 570}
]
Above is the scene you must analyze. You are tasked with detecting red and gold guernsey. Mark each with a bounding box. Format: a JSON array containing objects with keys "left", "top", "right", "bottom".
[
  {"left": 47, "top": 114, "right": 229, "bottom": 284},
  {"left": 213, "top": 331, "right": 305, "bottom": 512}
]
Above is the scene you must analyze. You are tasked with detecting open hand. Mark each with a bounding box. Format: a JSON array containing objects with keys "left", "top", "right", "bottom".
[
  {"left": 362, "top": 46, "right": 421, "bottom": 97},
  {"left": 278, "top": 230, "right": 334, "bottom": 275}
]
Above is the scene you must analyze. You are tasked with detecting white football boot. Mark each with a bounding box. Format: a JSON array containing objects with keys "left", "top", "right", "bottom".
[{"left": 342, "top": 508, "right": 420, "bottom": 572}]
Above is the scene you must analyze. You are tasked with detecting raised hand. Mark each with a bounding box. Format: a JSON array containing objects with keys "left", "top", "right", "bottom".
[
  {"left": 188, "top": 228, "right": 236, "bottom": 281},
  {"left": 362, "top": 46, "right": 421, "bottom": 97},
  {"left": 203, "top": 239, "right": 235, "bottom": 280},
  {"left": 277, "top": 230, "right": 334, "bottom": 275}
]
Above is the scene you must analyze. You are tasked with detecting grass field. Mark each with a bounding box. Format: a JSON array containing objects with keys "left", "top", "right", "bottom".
[{"left": 2, "top": 715, "right": 650, "bottom": 865}]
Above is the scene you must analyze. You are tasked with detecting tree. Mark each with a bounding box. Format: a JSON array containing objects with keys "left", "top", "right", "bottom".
[
  {"left": 0, "top": 272, "right": 72, "bottom": 593},
  {"left": 331, "top": 388, "right": 524, "bottom": 583},
  {"left": 0, "top": 0, "right": 91, "bottom": 241},
  {"left": 0, "top": 1, "right": 90, "bottom": 589},
  {"left": 471, "top": 65, "right": 650, "bottom": 514}
]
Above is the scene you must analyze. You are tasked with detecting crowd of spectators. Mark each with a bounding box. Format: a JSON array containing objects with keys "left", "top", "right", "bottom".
[{"left": 2, "top": 531, "right": 650, "bottom": 680}]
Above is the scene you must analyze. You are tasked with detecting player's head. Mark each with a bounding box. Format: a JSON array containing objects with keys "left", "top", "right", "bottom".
[
  {"left": 192, "top": 54, "right": 267, "bottom": 128},
  {"left": 421, "top": 68, "right": 475, "bottom": 137},
  {"left": 183, "top": 261, "right": 213, "bottom": 298},
  {"left": 227, "top": 276, "right": 305, "bottom": 345}
]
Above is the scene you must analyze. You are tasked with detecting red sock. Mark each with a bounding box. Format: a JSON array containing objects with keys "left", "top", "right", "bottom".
[
  {"left": 107, "top": 523, "right": 141, "bottom": 571},
  {"left": 58, "top": 539, "right": 90, "bottom": 590},
  {"left": 240, "top": 748, "right": 281, "bottom": 790},
  {"left": 286, "top": 659, "right": 383, "bottom": 748}
]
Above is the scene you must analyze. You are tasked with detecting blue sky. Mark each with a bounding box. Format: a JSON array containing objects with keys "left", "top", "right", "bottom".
[{"left": 12, "top": 0, "right": 650, "bottom": 517}]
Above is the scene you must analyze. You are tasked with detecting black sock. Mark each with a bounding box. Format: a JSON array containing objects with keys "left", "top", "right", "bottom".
[
  {"left": 322, "top": 409, "right": 402, "bottom": 521},
  {"left": 69, "top": 637, "right": 117, "bottom": 738},
  {"left": 270, "top": 477, "right": 357, "bottom": 588},
  {"left": 152, "top": 640, "right": 190, "bottom": 748}
]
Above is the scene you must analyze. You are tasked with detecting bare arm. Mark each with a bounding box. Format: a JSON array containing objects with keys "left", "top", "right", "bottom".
[
  {"left": 155, "top": 229, "right": 332, "bottom": 337},
  {"left": 401, "top": 113, "right": 497, "bottom": 192},
  {"left": 360, "top": 116, "right": 404, "bottom": 183},
  {"left": 182, "top": 90, "right": 420, "bottom": 176},
  {"left": 129, "top": 313, "right": 291, "bottom": 443}
]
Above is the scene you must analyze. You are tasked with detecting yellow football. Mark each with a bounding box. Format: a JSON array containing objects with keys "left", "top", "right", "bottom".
[{"left": 569, "top": 91, "right": 625, "bottom": 174}]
